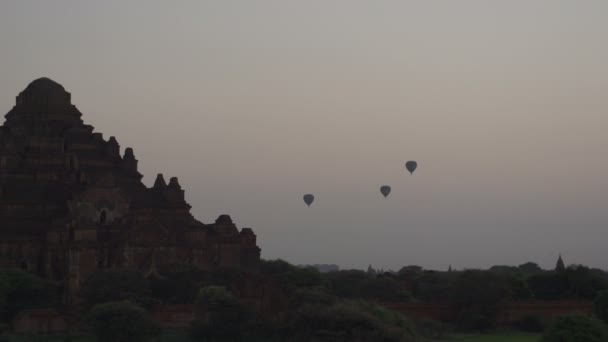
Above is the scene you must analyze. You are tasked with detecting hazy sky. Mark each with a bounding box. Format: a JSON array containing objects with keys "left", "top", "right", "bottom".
[{"left": 1, "top": 1, "right": 608, "bottom": 271}]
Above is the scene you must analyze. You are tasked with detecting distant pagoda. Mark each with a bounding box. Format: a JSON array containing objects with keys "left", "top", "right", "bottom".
[
  {"left": 555, "top": 254, "right": 565, "bottom": 272},
  {"left": 0, "top": 78, "right": 260, "bottom": 302}
]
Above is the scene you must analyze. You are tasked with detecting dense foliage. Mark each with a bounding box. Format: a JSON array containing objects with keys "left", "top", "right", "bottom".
[
  {"left": 448, "top": 270, "right": 513, "bottom": 331},
  {"left": 81, "top": 268, "right": 156, "bottom": 308},
  {"left": 86, "top": 301, "right": 160, "bottom": 342},
  {"left": 540, "top": 313, "right": 608, "bottom": 342},
  {"left": 4, "top": 258, "right": 608, "bottom": 339},
  {"left": 191, "top": 286, "right": 254, "bottom": 341},
  {"left": 282, "top": 300, "right": 420, "bottom": 342},
  {"left": 0, "top": 269, "right": 59, "bottom": 322},
  {"left": 188, "top": 284, "right": 421, "bottom": 342},
  {"left": 149, "top": 263, "right": 207, "bottom": 304},
  {"left": 594, "top": 290, "right": 608, "bottom": 324}
]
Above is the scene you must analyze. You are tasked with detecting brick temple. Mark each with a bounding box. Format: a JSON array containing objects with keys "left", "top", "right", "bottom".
[{"left": 0, "top": 78, "right": 261, "bottom": 302}]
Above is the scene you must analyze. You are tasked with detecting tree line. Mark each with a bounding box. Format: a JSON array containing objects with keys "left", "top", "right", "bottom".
[{"left": 2, "top": 259, "right": 608, "bottom": 341}]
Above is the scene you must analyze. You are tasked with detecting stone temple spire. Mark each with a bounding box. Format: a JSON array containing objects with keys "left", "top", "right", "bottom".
[
  {"left": 0, "top": 78, "right": 261, "bottom": 303},
  {"left": 555, "top": 254, "right": 565, "bottom": 272},
  {"left": 5, "top": 77, "right": 83, "bottom": 127}
]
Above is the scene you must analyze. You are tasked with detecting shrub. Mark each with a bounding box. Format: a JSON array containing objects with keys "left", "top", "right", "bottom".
[
  {"left": 454, "top": 308, "right": 496, "bottom": 332},
  {"left": 449, "top": 270, "right": 512, "bottom": 332},
  {"left": 541, "top": 313, "right": 608, "bottom": 342},
  {"left": 0, "top": 269, "right": 59, "bottom": 321},
  {"left": 281, "top": 266, "right": 328, "bottom": 288},
  {"left": 359, "top": 278, "right": 411, "bottom": 302},
  {"left": 528, "top": 272, "right": 570, "bottom": 300},
  {"left": 354, "top": 300, "right": 416, "bottom": 333},
  {"left": 86, "top": 301, "right": 160, "bottom": 342},
  {"left": 259, "top": 259, "right": 294, "bottom": 275},
  {"left": 416, "top": 319, "right": 447, "bottom": 339},
  {"left": 283, "top": 301, "right": 420, "bottom": 342},
  {"left": 594, "top": 290, "right": 608, "bottom": 324},
  {"left": 513, "top": 314, "right": 545, "bottom": 332},
  {"left": 288, "top": 287, "right": 335, "bottom": 309},
  {"left": 81, "top": 269, "right": 156, "bottom": 308},
  {"left": 409, "top": 271, "right": 453, "bottom": 302},
  {"left": 150, "top": 263, "right": 206, "bottom": 304},
  {"left": 326, "top": 270, "right": 370, "bottom": 298},
  {"left": 191, "top": 286, "right": 252, "bottom": 341}
]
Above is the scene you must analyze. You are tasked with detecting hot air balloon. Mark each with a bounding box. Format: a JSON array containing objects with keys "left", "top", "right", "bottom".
[
  {"left": 405, "top": 161, "right": 418, "bottom": 175},
  {"left": 303, "top": 194, "right": 315, "bottom": 207},
  {"left": 380, "top": 185, "right": 391, "bottom": 198}
]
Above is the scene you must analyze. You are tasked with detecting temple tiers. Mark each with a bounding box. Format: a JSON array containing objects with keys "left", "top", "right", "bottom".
[{"left": 0, "top": 78, "right": 260, "bottom": 303}]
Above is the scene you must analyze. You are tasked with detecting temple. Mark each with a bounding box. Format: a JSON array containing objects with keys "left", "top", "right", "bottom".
[{"left": 0, "top": 78, "right": 261, "bottom": 302}]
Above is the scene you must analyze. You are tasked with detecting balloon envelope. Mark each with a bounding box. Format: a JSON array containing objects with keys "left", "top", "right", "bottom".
[
  {"left": 380, "top": 185, "right": 391, "bottom": 198},
  {"left": 405, "top": 161, "right": 418, "bottom": 174},
  {"left": 303, "top": 194, "right": 315, "bottom": 207}
]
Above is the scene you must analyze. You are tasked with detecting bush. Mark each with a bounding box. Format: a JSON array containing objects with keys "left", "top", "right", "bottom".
[
  {"left": 528, "top": 273, "right": 570, "bottom": 300},
  {"left": 0, "top": 269, "right": 59, "bottom": 321},
  {"left": 326, "top": 270, "right": 370, "bottom": 298},
  {"left": 81, "top": 269, "right": 156, "bottom": 308},
  {"left": 191, "top": 286, "right": 252, "bottom": 341},
  {"left": 156, "top": 330, "right": 194, "bottom": 342},
  {"left": 354, "top": 300, "right": 416, "bottom": 333},
  {"left": 326, "top": 270, "right": 410, "bottom": 301},
  {"left": 409, "top": 271, "right": 453, "bottom": 302},
  {"left": 281, "top": 266, "right": 328, "bottom": 288},
  {"left": 288, "top": 287, "right": 335, "bottom": 309},
  {"left": 259, "top": 259, "right": 294, "bottom": 275},
  {"left": 513, "top": 314, "right": 545, "bottom": 332},
  {"left": 449, "top": 270, "right": 512, "bottom": 332},
  {"left": 283, "top": 301, "right": 420, "bottom": 342},
  {"left": 454, "top": 308, "right": 496, "bottom": 332},
  {"left": 359, "top": 278, "right": 411, "bottom": 302},
  {"left": 416, "top": 319, "right": 447, "bottom": 339},
  {"left": 0, "top": 322, "right": 8, "bottom": 334},
  {"left": 541, "top": 313, "right": 608, "bottom": 342},
  {"left": 594, "top": 290, "right": 608, "bottom": 324},
  {"left": 86, "top": 301, "right": 160, "bottom": 342},
  {"left": 150, "top": 263, "right": 206, "bottom": 304}
]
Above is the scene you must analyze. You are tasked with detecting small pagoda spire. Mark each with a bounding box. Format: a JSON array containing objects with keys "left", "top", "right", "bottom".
[
  {"left": 555, "top": 253, "right": 565, "bottom": 272},
  {"left": 168, "top": 176, "right": 181, "bottom": 189},
  {"left": 367, "top": 264, "right": 376, "bottom": 276},
  {"left": 153, "top": 173, "right": 167, "bottom": 190}
]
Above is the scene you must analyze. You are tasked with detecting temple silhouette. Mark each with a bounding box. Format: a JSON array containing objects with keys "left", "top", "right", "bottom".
[{"left": 0, "top": 78, "right": 260, "bottom": 302}]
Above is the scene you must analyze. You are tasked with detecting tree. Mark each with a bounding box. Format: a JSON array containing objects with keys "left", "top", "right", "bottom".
[
  {"left": 0, "top": 269, "right": 59, "bottom": 322},
  {"left": 448, "top": 270, "right": 512, "bottom": 331},
  {"left": 358, "top": 278, "right": 411, "bottom": 302},
  {"left": 518, "top": 262, "right": 543, "bottom": 274},
  {"left": 489, "top": 265, "right": 519, "bottom": 275},
  {"left": 409, "top": 270, "right": 453, "bottom": 302},
  {"left": 288, "top": 287, "right": 335, "bottom": 309},
  {"left": 541, "top": 314, "right": 608, "bottom": 342},
  {"left": 594, "top": 291, "right": 608, "bottom": 324},
  {"left": 564, "top": 265, "right": 608, "bottom": 300},
  {"left": 259, "top": 259, "right": 294, "bottom": 275},
  {"left": 191, "top": 286, "right": 252, "bottom": 341},
  {"left": 508, "top": 275, "right": 533, "bottom": 300},
  {"left": 528, "top": 272, "right": 570, "bottom": 300},
  {"left": 281, "top": 266, "right": 328, "bottom": 288},
  {"left": 528, "top": 266, "right": 608, "bottom": 300},
  {"left": 81, "top": 269, "right": 156, "bottom": 308},
  {"left": 149, "top": 263, "right": 206, "bottom": 304},
  {"left": 327, "top": 270, "right": 371, "bottom": 298},
  {"left": 86, "top": 301, "right": 160, "bottom": 342},
  {"left": 283, "top": 300, "right": 419, "bottom": 342}
]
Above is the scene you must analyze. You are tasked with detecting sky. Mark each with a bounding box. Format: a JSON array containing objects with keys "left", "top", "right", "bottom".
[{"left": 1, "top": 1, "right": 608, "bottom": 271}]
